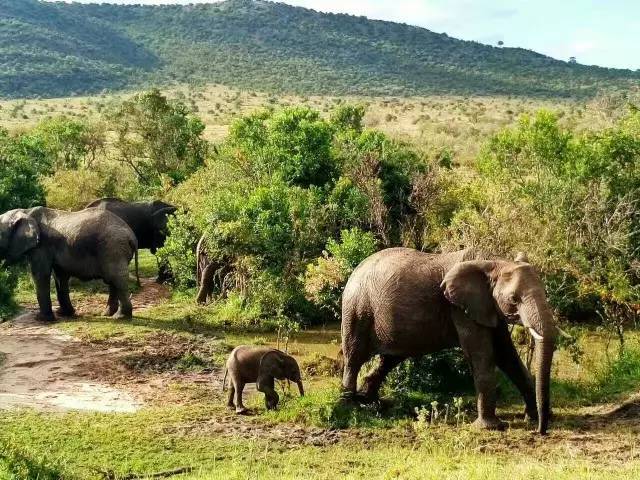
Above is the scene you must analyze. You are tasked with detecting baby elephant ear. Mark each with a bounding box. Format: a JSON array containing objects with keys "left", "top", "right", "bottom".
[
  {"left": 9, "top": 213, "right": 39, "bottom": 260},
  {"left": 515, "top": 252, "right": 529, "bottom": 263},
  {"left": 441, "top": 260, "right": 497, "bottom": 328}
]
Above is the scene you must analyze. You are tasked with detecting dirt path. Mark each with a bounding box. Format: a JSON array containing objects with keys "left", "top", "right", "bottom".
[
  {"left": 0, "top": 279, "right": 173, "bottom": 413},
  {"left": 0, "top": 312, "right": 140, "bottom": 412}
]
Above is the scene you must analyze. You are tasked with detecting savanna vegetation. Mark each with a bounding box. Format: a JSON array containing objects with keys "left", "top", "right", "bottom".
[
  {"left": 1, "top": 0, "right": 640, "bottom": 99},
  {"left": 1, "top": 83, "right": 640, "bottom": 479}
]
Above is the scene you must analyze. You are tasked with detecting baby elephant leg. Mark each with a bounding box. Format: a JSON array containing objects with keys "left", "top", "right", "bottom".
[
  {"left": 257, "top": 376, "right": 279, "bottom": 410},
  {"left": 233, "top": 378, "right": 247, "bottom": 414}
]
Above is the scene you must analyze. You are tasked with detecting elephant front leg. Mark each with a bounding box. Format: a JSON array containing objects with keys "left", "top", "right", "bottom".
[
  {"left": 32, "top": 269, "right": 54, "bottom": 322},
  {"left": 257, "top": 376, "right": 279, "bottom": 410},
  {"left": 453, "top": 313, "right": 506, "bottom": 430},
  {"left": 54, "top": 273, "right": 75, "bottom": 317},
  {"left": 493, "top": 324, "right": 537, "bottom": 421}
]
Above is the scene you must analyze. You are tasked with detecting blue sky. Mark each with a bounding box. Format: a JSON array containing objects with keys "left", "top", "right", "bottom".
[{"left": 67, "top": 1, "right": 640, "bottom": 70}]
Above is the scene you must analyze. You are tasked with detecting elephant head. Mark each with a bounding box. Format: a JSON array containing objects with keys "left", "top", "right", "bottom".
[
  {"left": 441, "top": 255, "right": 557, "bottom": 434},
  {"left": 259, "top": 351, "right": 305, "bottom": 398},
  {"left": 0, "top": 210, "right": 40, "bottom": 264},
  {"left": 150, "top": 206, "right": 177, "bottom": 253}
]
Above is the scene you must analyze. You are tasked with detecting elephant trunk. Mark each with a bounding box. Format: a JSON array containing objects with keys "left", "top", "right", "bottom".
[
  {"left": 534, "top": 338, "right": 554, "bottom": 434},
  {"left": 297, "top": 380, "right": 305, "bottom": 397},
  {"left": 520, "top": 294, "right": 557, "bottom": 435}
]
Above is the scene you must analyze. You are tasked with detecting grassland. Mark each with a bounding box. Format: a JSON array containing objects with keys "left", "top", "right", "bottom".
[{"left": 0, "top": 83, "right": 631, "bottom": 171}]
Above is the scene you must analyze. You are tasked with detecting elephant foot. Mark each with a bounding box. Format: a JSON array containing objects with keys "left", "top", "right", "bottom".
[
  {"left": 524, "top": 407, "right": 538, "bottom": 423},
  {"left": 55, "top": 307, "right": 76, "bottom": 318},
  {"left": 36, "top": 312, "right": 56, "bottom": 323},
  {"left": 472, "top": 416, "right": 507, "bottom": 431},
  {"left": 235, "top": 407, "right": 249, "bottom": 415},
  {"left": 354, "top": 390, "right": 379, "bottom": 405},
  {"left": 112, "top": 310, "right": 132, "bottom": 320}
]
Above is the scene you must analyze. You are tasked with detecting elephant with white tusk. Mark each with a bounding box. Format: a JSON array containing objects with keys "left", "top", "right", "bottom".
[
  {"left": 340, "top": 247, "right": 558, "bottom": 434},
  {"left": 223, "top": 346, "right": 304, "bottom": 414}
]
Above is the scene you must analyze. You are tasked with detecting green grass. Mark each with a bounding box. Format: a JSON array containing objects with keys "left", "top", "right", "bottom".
[{"left": 1, "top": 402, "right": 640, "bottom": 480}]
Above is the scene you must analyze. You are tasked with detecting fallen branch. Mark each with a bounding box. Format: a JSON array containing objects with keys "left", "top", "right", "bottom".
[{"left": 93, "top": 466, "right": 194, "bottom": 480}]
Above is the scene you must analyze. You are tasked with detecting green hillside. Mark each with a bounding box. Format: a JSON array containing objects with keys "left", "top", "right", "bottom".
[{"left": 1, "top": 0, "right": 638, "bottom": 98}]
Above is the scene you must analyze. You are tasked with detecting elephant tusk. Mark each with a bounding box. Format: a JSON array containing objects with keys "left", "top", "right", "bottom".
[
  {"left": 557, "top": 327, "right": 572, "bottom": 339},
  {"left": 528, "top": 328, "right": 544, "bottom": 341}
]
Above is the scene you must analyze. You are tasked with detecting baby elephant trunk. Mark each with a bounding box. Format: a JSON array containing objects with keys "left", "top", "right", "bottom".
[{"left": 296, "top": 380, "right": 305, "bottom": 397}]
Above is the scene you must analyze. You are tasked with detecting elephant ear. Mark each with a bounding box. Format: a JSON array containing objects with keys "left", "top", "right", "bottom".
[
  {"left": 441, "top": 260, "right": 498, "bottom": 328},
  {"left": 9, "top": 213, "right": 40, "bottom": 259},
  {"left": 151, "top": 207, "right": 177, "bottom": 229},
  {"left": 259, "top": 350, "right": 286, "bottom": 379}
]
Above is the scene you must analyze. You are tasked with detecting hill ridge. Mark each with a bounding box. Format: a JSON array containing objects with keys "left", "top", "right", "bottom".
[{"left": 0, "top": 0, "right": 638, "bottom": 98}]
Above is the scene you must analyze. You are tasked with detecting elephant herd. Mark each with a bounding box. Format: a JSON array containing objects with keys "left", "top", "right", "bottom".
[
  {"left": 0, "top": 201, "right": 560, "bottom": 434},
  {"left": 0, "top": 199, "right": 175, "bottom": 322}
]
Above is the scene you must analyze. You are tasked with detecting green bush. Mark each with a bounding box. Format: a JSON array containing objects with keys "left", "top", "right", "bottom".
[
  {"left": 0, "top": 266, "right": 18, "bottom": 322},
  {"left": 156, "top": 212, "right": 200, "bottom": 290},
  {"left": 447, "top": 109, "right": 640, "bottom": 326},
  {"left": 164, "top": 104, "right": 426, "bottom": 327},
  {"left": 0, "top": 129, "right": 46, "bottom": 212},
  {"left": 304, "top": 228, "right": 377, "bottom": 319},
  {"left": 386, "top": 349, "right": 474, "bottom": 399}
]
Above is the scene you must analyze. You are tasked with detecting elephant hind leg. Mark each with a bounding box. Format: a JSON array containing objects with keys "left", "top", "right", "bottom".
[
  {"left": 493, "top": 324, "right": 537, "bottom": 420},
  {"left": 360, "top": 354, "right": 404, "bottom": 402},
  {"left": 104, "top": 284, "right": 119, "bottom": 317},
  {"left": 227, "top": 383, "right": 236, "bottom": 409},
  {"left": 109, "top": 270, "right": 132, "bottom": 319}
]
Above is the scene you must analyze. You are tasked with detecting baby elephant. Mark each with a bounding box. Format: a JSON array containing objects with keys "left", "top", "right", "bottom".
[{"left": 223, "top": 346, "right": 304, "bottom": 414}]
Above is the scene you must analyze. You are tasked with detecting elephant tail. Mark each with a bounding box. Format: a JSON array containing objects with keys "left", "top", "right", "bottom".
[
  {"left": 135, "top": 248, "right": 140, "bottom": 287},
  {"left": 129, "top": 237, "right": 140, "bottom": 287},
  {"left": 221, "top": 368, "right": 228, "bottom": 392}
]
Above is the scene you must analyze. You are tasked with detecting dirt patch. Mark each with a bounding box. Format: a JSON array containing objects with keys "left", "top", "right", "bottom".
[
  {"left": 87, "top": 331, "right": 228, "bottom": 376},
  {"left": 0, "top": 312, "right": 140, "bottom": 413},
  {"left": 71, "top": 278, "right": 171, "bottom": 317},
  {"left": 163, "top": 415, "right": 352, "bottom": 447}
]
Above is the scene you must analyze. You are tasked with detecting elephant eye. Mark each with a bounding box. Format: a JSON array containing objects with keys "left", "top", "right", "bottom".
[{"left": 508, "top": 293, "right": 518, "bottom": 304}]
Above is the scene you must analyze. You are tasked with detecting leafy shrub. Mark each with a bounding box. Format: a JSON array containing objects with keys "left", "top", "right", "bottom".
[
  {"left": 304, "top": 228, "right": 377, "bottom": 319},
  {"left": 0, "top": 129, "right": 46, "bottom": 212},
  {"left": 386, "top": 349, "right": 474, "bottom": 398},
  {"left": 445, "top": 109, "right": 640, "bottom": 330},
  {"left": 228, "top": 106, "right": 337, "bottom": 187},
  {"left": 42, "top": 169, "right": 113, "bottom": 210},
  {"left": 157, "top": 212, "right": 199, "bottom": 289},
  {"left": 0, "top": 266, "right": 18, "bottom": 321},
  {"left": 164, "top": 104, "right": 437, "bottom": 328}
]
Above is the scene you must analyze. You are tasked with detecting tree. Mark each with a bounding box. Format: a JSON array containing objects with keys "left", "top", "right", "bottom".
[
  {"left": 25, "top": 117, "right": 106, "bottom": 170},
  {"left": 107, "top": 89, "right": 208, "bottom": 192},
  {"left": 0, "top": 129, "right": 46, "bottom": 212}
]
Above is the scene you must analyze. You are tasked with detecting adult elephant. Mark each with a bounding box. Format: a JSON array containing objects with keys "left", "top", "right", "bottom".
[
  {"left": 341, "top": 247, "right": 558, "bottom": 434},
  {"left": 0, "top": 207, "right": 138, "bottom": 321},
  {"left": 85, "top": 198, "right": 176, "bottom": 283}
]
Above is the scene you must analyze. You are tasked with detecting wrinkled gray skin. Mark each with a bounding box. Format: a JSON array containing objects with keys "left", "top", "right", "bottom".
[
  {"left": 341, "top": 248, "right": 558, "bottom": 434},
  {"left": 224, "top": 345, "right": 304, "bottom": 414},
  {"left": 0, "top": 207, "right": 138, "bottom": 322},
  {"left": 85, "top": 198, "right": 176, "bottom": 283}
]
